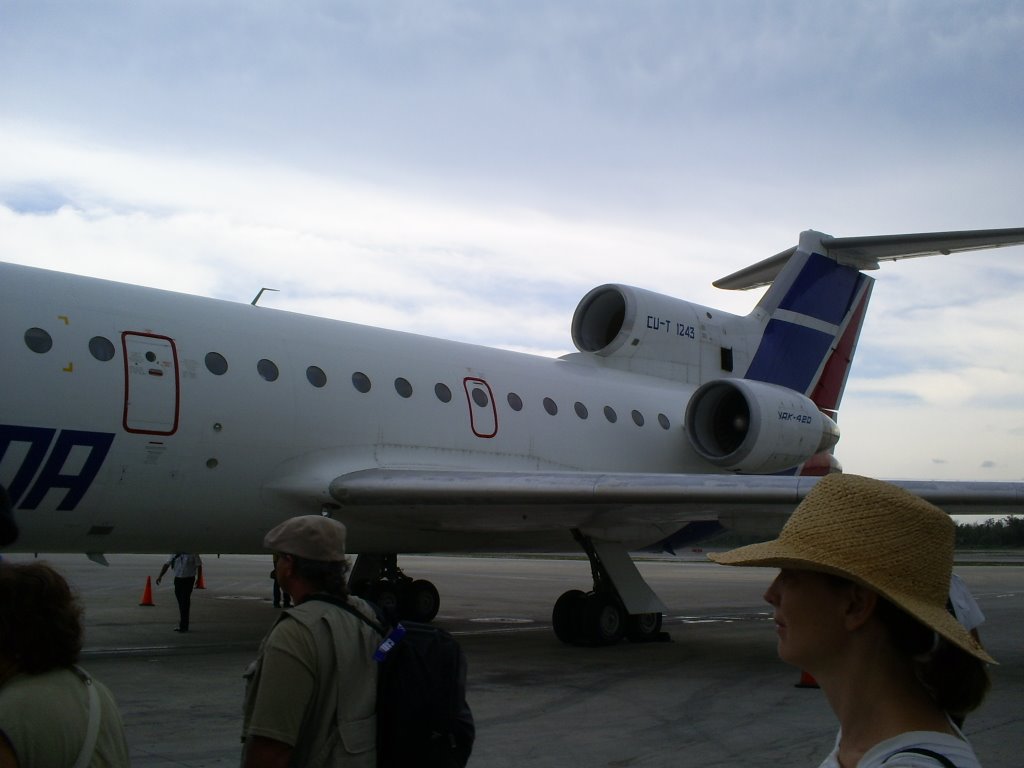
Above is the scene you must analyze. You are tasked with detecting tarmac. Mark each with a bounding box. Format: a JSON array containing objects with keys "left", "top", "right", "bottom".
[{"left": 3, "top": 550, "right": 1021, "bottom": 767}]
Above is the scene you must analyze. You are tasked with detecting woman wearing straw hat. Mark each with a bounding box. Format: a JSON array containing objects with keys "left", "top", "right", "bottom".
[{"left": 709, "top": 474, "right": 993, "bottom": 768}]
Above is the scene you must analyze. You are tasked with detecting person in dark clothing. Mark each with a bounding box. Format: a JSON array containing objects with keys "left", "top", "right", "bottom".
[{"left": 156, "top": 553, "right": 203, "bottom": 632}]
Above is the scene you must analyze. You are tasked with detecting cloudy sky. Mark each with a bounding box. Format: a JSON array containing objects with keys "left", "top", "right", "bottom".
[{"left": 2, "top": 1, "right": 1022, "bottom": 484}]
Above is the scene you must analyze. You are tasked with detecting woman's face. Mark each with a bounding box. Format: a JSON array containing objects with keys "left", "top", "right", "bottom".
[{"left": 763, "top": 568, "right": 853, "bottom": 671}]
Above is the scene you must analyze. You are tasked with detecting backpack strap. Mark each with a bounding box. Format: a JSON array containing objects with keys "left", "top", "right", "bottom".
[
  {"left": 306, "top": 594, "right": 388, "bottom": 636},
  {"left": 71, "top": 666, "right": 101, "bottom": 768},
  {"left": 305, "top": 595, "right": 413, "bottom": 665},
  {"left": 884, "top": 748, "right": 958, "bottom": 768}
]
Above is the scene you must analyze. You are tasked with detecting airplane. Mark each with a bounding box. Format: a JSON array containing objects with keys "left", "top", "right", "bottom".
[{"left": 2, "top": 227, "right": 1023, "bottom": 646}]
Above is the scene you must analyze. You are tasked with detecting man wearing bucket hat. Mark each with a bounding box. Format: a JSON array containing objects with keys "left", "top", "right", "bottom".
[
  {"left": 241, "top": 515, "right": 381, "bottom": 767},
  {"left": 709, "top": 474, "right": 993, "bottom": 768}
]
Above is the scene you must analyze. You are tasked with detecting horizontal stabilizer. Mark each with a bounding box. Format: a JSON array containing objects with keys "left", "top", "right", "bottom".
[{"left": 715, "top": 227, "right": 1024, "bottom": 290}]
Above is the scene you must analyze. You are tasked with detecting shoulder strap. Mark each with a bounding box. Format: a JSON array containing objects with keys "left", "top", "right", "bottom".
[
  {"left": 71, "top": 666, "right": 101, "bottom": 768},
  {"left": 304, "top": 595, "right": 411, "bottom": 666},
  {"left": 306, "top": 594, "right": 387, "bottom": 636},
  {"left": 885, "top": 748, "right": 958, "bottom": 768}
]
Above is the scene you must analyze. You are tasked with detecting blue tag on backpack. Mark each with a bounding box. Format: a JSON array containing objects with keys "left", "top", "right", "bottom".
[{"left": 373, "top": 622, "right": 407, "bottom": 662}]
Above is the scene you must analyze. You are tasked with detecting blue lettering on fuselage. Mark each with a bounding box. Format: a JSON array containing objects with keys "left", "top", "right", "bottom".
[{"left": 0, "top": 425, "right": 115, "bottom": 510}]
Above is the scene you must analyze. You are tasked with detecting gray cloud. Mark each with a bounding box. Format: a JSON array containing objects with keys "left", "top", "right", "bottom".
[{"left": 3, "top": 1, "right": 1022, "bottom": 218}]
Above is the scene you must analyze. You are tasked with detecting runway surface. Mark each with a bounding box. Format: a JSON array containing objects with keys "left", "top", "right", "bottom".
[{"left": 3, "top": 551, "right": 1021, "bottom": 767}]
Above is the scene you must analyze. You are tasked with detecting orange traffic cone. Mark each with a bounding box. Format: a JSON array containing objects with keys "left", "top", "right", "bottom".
[
  {"left": 196, "top": 569, "right": 206, "bottom": 589},
  {"left": 795, "top": 670, "right": 819, "bottom": 689},
  {"left": 139, "top": 576, "right": 155, "bottom": 606}
]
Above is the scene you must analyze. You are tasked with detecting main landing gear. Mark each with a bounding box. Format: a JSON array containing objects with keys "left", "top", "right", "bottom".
[
  {"left": 349, "top": 553, "right": 440, "bottom": 624},
  {"left": 551, "top": 530, "right": 668, "bottom": 646}
]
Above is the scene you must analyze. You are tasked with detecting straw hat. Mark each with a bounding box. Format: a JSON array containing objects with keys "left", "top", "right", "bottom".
[{"left": 708, "top": 474, "right": 994, "bottom": 664}]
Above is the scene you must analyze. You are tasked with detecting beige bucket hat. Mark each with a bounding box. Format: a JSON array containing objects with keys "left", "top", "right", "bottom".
[
  {"left": 264, "top": 515, "right": 348, "bottom": 563},
  {"left": 709, "top": 473, "right": 994, "bottom": 664}
]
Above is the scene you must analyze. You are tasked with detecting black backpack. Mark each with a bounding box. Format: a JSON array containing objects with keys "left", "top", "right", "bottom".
[{"left": 336, "top": 600, "right": 475, "bottom": 768}]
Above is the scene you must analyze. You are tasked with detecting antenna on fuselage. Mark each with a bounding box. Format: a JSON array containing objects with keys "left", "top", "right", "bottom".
[{"left": 251, "top": 288, "right": 279, "bottom": 306}]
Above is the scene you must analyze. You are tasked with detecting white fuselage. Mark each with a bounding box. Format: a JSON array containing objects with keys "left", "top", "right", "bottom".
[{"left": 2, "top": 263, "right": 721, "bottom": 554}]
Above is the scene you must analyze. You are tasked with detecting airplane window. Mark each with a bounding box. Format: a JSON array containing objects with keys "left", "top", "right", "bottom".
[
  {"left": 471, "top": 387, "right": 489, "bottom": 408},
  {"left": 632, "top": 409, "right": 645, "bottom": 427},
  {"left": 257, "top": 358, "right": 279, "bottom": 382},
  {"left": 352, "top": 372, "right": 371, "bottom": 393},
  {"left": 306, "top": 366, "right": 327, "bottom": 388},
  {"left": 24, "top": 327, "right": 52, "bottom": 354},
  {"left": 395, "top": 377, "right": 413, "bottom": 398},
  {"left": 205, "top": 352, "right": 228, "bottom": 375},
  {"left": 603, "top": 406, "right": 617, "bottom": 423},
  {"left": 543, "top": 397, "right": 558, "bottom": 416},
  {"left": 574, "top": 401, "right": 588, "bottom": 419},
  {"left": 435, "top": 383, "right": 452, "bottom": 403},
  {"left": 658, "top": 413, "right": 671, "bottom": 430},
  {"left": 89, "top": 336, "right": 116, "bottom": 362},
  {"left": 507, "top": 392, "right": 523, "bottom": 411}
]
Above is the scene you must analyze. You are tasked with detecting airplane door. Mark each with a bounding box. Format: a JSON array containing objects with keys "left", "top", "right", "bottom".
[
  {"left": 463, "top": 377, "right": 498, "bottom": 438},
  {"left": 122, "top": 332, "right": 180, "bottom": 435}
]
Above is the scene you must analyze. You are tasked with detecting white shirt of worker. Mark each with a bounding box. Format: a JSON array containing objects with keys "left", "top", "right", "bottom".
[{"left": 166, "top": 554, "right": 201, "bottom": 578}]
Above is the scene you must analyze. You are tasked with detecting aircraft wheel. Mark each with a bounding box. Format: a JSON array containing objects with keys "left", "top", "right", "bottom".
[
  {"left": 584, "top": 594, "right": 625, "bottom": 645},
  {"left": 552, "top": 589, "right": 587, "bottom": 645},
  {"left": 403, "top": 579, "right": 440, "bottom": 623},
  {"left": 626, "top": 612, "right": 664, "bottom": 642}
]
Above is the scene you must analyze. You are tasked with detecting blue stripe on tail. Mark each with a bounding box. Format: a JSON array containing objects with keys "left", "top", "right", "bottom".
[
  {"left": 777, "top": 253, "right": 862, "bottom": 325},
  {"left": 744, "top": 252, "right": 867, "bottom": 396},
  {"left": 744, "top": 321, "right": 834, "bottom": 393}
]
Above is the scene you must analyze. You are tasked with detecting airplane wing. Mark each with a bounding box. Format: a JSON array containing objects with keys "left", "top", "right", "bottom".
[
  {"left": 714, "top": 227, "right": 1024, "bottom": 290},
  {"left": 329, "top": 469, "right": 1024, "bottom": 536}
]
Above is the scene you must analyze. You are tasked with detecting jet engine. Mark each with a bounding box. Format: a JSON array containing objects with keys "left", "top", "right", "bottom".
[
  {"left": 684, "top": 378, "right": 839, "bottom": 474},
  {"left": 571, "top": 284, "right": 714, "bottom": 364}
]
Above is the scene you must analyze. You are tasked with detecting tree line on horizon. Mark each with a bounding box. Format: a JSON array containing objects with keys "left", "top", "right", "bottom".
[
  {"left": 708, "top": 516, "right": 1023, "bottom": 549},
  {"left": 956, "top": 516, "right": 1024, "bottom": 548}
]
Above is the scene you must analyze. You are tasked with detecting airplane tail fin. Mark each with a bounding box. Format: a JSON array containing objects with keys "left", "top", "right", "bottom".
[
  {"left": 720, "top": 227, "right": 1024, "bottom": 415},
  {"left": 737, "top": 230, "right": 873, "bottom": 415},
  {"left": 705, "top": 227, "right": 1024, "bottom": 476}
]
